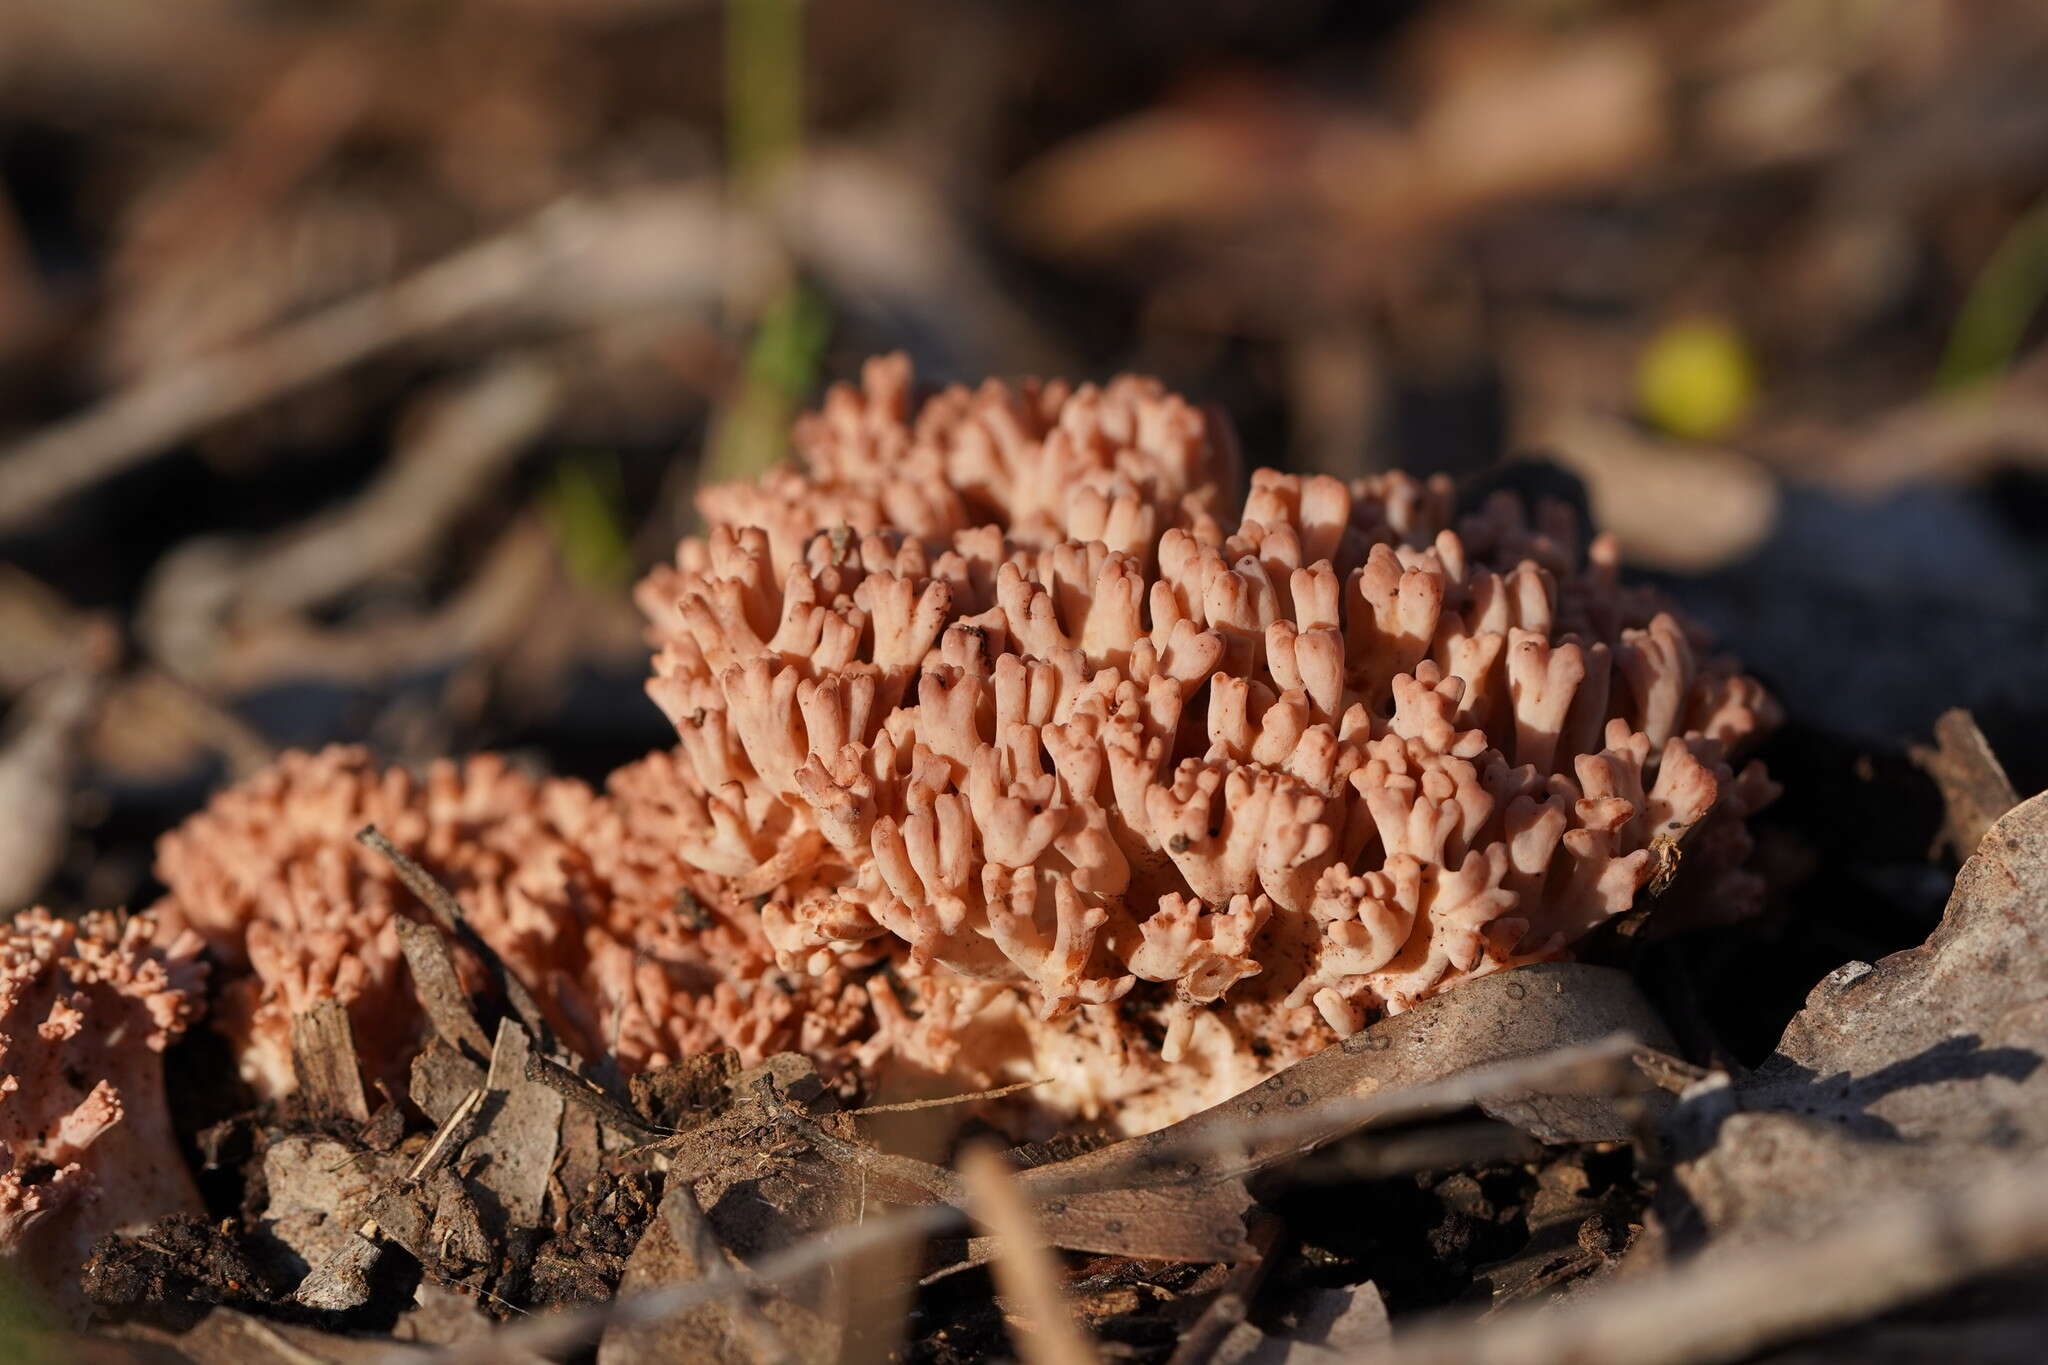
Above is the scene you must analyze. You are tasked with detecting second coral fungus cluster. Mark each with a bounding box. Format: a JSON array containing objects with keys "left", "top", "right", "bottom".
[
  {"left": 1, "top": 910, "right": 205, "bottom": 1311},
  {"left": 141, "top": 354, "right": 1777, "bottom": 1135}
]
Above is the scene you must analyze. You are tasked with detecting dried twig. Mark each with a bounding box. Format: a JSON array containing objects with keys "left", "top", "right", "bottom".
[
  {"left": 523, "top": 1048, "right": 665, "bottom": 1139},
  {"left": 141, "top": 356, "right": 561, "bottom": 681},
  {"left": 358, "top": 824, "right": 558, "bottom": 1054},
  {"left": 400, "top": 1086, "right": 489, "bottom": 1189},
  {"left": 961, "top": 1145, "right": 1103, "bottom": 1365},
  {"left": 1366, "top": 1156, "right": 2048, "bottom": 1365},
  {"left": 844, "top": 1078, "right": 1049, "bottom": 1115},
  {"left": 0, "top": 188, "right": 768, "bottom": 531}
]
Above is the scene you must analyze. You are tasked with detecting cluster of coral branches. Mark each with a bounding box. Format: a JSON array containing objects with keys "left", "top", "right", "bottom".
[
  {"left": 148, "top": 746, "right": 873, "bottom": 1097},
  {"left": 634, "top": 355, "right": 1778, "bottom": 1126},
  {"left": 1, "top": 359, "right": 1780, "bottom": 1262},
  {"left": 0, "top": 911, "right": 205, "bottom": 1310}
]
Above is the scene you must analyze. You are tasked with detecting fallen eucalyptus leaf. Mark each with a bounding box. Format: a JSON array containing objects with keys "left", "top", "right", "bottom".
[{"left": 1034, "top": 962, "right": 1669, "bottom": 1198}]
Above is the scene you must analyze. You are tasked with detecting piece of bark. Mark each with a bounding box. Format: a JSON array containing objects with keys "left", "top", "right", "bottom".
[
  {"left": 1909, "top": 708, "right": 2021, "bottom": 860},
  {"left": 462, "top": 1018, "right": 564, "bottom": 1238},
  {"left": 289, "top": 997, "right": 371, "bottom": 1124},
  {"left": 395, "top": 917, "right": 492, "bottom": 1062},
  {"left": 360, "top": 1094, "right": 407, "bottom": 1152},
  {"left": 365, "top": 1182, "right": 437, "bottom": 1260},
  {"left": 292, "top": 1232, "right": 383, "bottom": 1312},
  {"left": 598, "top": 1178, "right": 809, "bottom": 1365},
  {"left": 411, "top": 1037, "right": 488, "bottom": 1126},
  {"left": 260, "top": 1134, "right": 408, "bottom": 1277},
  {"left": 550, "top": 1100, "right": 604, "bottom": 1231},
  {"left": 425, "top": 1169, "right": 493, "bottom": 1281}
]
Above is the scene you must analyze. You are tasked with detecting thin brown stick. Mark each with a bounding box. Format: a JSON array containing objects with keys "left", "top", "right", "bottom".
[
  {"left": 962, "top": 1145, "right": 1102, "bottom": 1365},
  {"left": 844, "top": 1078, "right": 1049, "bottom": 1115},
  {"left": 400, "top": 1086, "right": 487, "bottom": 1187},
  {"left": 357, "top": 824, "right": 558, "bottom": 1054},
  {"left": 0, "top": 221, "right": 548, "bottom": 530},
  {"left": 522, "top": 1048, "right": 664, "bottom": 1139},
  {"left": 141, "top": 356, "right": 560, "bottom": 682},
  {"left": 0, "top": 188, "right": 762, "bottom": 531}
]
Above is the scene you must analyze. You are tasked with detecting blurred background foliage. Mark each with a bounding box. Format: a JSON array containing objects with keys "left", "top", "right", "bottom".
[{"left": 1, "top": 0, "right": 2046, "bottom": 919}]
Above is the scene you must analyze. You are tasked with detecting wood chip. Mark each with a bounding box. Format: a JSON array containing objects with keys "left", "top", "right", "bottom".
[
  {"left": 1909, "top": 707, "right": 2021, "bottom": 860},
  {"left": 292, "top": 1231, "right": 382, "bottom": 1311},
  {"left": 598, "top": 1179, "right": 804, "bottom": 1365},
  {"left": 395, "top": 917, "right": 491, "bottom": 1062},
  {"left": 463, "top": 1018, "right": 564, "bottom": 1237},
  {"left": 411, "top": 1037, "right": 487, "bottom": 1126},
  {"left": 288, "top": 997, "right": 371, "bottom": 1125}
]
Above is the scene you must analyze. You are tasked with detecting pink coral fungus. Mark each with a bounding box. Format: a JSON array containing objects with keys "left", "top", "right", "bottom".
[
  {"left": 633, "top": 354, "right": 1779, "bottom": 1131},
  {"left": 151, "top": 746, "right": 869, "bottom": 1097},
  {"left": 148, "top": 356, "right": 1776, "bottom": 1138},
  {"left": 1, "top": 909, "right": 205, "bottom": 1312}
]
